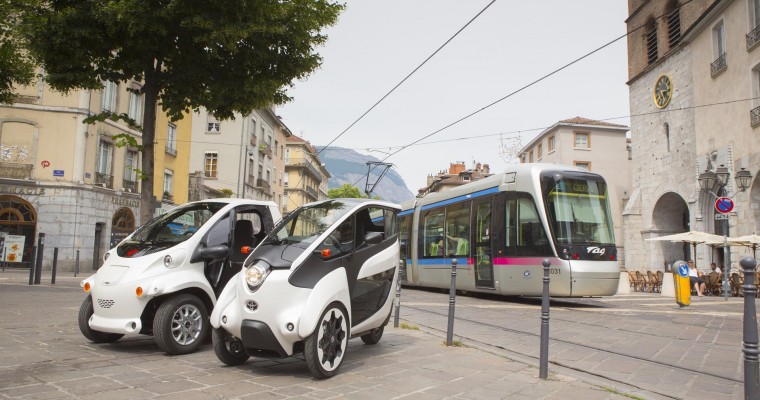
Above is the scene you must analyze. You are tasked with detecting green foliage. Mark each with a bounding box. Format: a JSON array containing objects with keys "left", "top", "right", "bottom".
[
  {"left": 328, "top": 184, "right": 365, "bottom": 199},
  {"left": 19, "top": 0, "right": 343, "bottom": 220},
  {"left": 0, "top": 0, "right": 38, "bottom": 104},
  {"left": 220, "top": 189, "right": 234, "bottom": 198},
  {"left": 399, "top": 322, "right": 419, "bottom": 331}
]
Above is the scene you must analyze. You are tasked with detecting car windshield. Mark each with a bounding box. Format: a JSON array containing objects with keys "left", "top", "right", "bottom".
[
  {"left": 542, "top": 174, "right": 615, "bottom": 246},
  {"left": 266, "top": 200, "right": 355, "bottom": 248},
  {"left": 116, "top": 202, "right": 226, "bottom": 257}
]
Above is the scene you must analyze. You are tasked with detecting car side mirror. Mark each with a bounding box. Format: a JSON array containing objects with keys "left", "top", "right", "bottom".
[
  {"left": 365, "top": 231, "right": 383, "bottom": 245},
  {"left": 199, "top": 244, "right": 229, "bottom": 260}
]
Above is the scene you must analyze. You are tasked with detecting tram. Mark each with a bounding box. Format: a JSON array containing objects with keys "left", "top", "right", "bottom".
[{"left": 400, "top": 164, "right": 619, "bottom": 297}]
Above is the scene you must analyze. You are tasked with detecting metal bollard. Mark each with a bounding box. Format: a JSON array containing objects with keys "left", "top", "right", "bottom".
[
  {"left": 740, "top": 257, "right": 759, "bottom": 400},
  {"left": 33, "top": 233, "right": 45, "bottom": 285},
  {"left": 74, "top": 250, "right": 80, "bottom": 277},
  {"left": 539, "top": 258, "right": 551, "bottom": 379},
  {"left": 27, "top": 245, "right": 37, "bottom": 285},
  {"left": 394, "top": 259, "right": 403, "bottom": 328},
  {"left": 446, "top": 258, "right": 458, "bottom": 346},
  {"left": 51, "top": 248, "right": 58, "bottom": 285}
]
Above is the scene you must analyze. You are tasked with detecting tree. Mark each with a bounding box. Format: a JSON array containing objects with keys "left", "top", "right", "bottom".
[
  {"left": 0, "top": 0, "right": 37, "bottom": 104},
  {"left": 328, "top": 184, "right": 365, "bottom": 199},
  {"left": 22, "top": 0, "right": 343, "bottom": 224}
]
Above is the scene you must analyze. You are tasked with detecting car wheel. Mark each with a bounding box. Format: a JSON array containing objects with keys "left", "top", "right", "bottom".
[
  {"left": 153, "top": 294, "right": 209, "bottom": 355},
  {"left": 304, "top": 302, "right": 349, "bottom": 379},
  {"left": 360, "top": 326, "right": 384, "bottom": 345},
  {"left": 78, "top": 296, "right": 124, "bottom": 343},
  {"left": 212, "top": 327, "right": 250, "bottom": 366}
]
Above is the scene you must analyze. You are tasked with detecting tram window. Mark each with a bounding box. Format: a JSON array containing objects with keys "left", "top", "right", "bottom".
[
  {"left": 444, "top": 202, "right": 470, "bottom": 257},
  {"left": 506, "top": 194, "right": 552, "bottom": 256},
  {"left": 399, "top": 214, "right": 411, "bottom": 260},
  {"left": 421, "top": 209, "right": 444, "bottom": 257}
]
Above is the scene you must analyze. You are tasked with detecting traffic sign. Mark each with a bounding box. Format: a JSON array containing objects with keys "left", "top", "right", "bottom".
[
  {"left": 715, "top": 197, "right": 734, "bottom": 214},
  {"left": 677, "top": 263, "right": 689, "bottom": 278},
  {"left": 715, "top": 214, "right": 729, "bottom": 220}
]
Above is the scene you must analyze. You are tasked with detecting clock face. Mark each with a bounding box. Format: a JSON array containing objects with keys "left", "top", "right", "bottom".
[{"left": 654, "top": 74, "right": 672, "bottom": 109}]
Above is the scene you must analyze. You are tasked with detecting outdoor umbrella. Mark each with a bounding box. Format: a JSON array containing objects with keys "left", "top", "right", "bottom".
[
  {"left": 646, "top": 231, "right": 724, "bottom": 270},
  {"left": 729, "top": 234, "right": 760, "bottom": 259}
]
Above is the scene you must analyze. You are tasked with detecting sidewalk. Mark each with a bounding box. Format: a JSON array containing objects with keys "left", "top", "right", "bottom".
[{"left": 0, "top": 268, "right": 642, "bottom": 399}]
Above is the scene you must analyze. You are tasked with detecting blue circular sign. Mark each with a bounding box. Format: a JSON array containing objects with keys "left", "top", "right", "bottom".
[
  {"left": 677, "top": 263, "right": 689, "bottom": 278},
  {"left": 715, "top": 197, "right": 734, "bottom": 214}
]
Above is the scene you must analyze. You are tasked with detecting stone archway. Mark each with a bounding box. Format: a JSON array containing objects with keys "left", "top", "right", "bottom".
[
  {"left": 110, "top": 207, "right": 136, "bottom": 248},
  {"left": 651, "top": 192, "right": 690, "bottom": 269},
  {"left": 0, "top": 195, "right": 37, "bottom": 266}
]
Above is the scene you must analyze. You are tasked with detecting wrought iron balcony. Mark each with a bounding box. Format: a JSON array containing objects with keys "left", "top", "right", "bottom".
[
  {"left": 258, "top": 142, "right": 273, "bottom": 158},
  {"left": 306, "top": 186, "right": 318, "bottom": 199},
  {"left": 751, "top": 105, "right": 760, "bottom": 128},
  {"left": 95, "top": 172, "right": 114, "bottom": 189},
  {"left": 748, "top": 25, "right": 760, "bottom": 50},
  {"left": 123, "top": 179, "right": 137, "bottom": 192},
  {"left": 286, "top": 158, "right": 323, "bottom": 182},
  {"left": 256, "top": 178, "right": 271, "bottom": 192},
  {"left": 710, "top": 52, "right": 727, "bottom": 77}
]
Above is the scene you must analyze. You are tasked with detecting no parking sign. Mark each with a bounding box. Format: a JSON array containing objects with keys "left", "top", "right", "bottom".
[{"left": 715, "top": 197, "right": 734, "bottom": 214}]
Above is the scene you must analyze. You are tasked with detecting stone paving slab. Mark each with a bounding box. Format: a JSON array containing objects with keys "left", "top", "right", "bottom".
[{"left": 0, "top": 270, "right": 634, "bottom": 399}]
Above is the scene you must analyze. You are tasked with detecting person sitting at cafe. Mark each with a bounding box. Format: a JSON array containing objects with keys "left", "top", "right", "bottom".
[
  {"left": 688, "top": 260, "right": 706, "bottom": 296},
  {"left": 710, "top": 262, "right": 721, "bottom": 274}
]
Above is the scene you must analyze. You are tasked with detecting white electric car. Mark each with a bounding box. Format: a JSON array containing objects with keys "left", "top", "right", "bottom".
[
  {"left": 78, "top": 199, "right": 281, "bottom": 355},
  {"left": 210, "top": 198, "right": 401, "bottom": 378}
]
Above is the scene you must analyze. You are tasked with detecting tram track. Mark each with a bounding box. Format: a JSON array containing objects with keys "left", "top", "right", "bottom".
[{"left": 401, "top": 304, "right": 742, "bottom": 399}]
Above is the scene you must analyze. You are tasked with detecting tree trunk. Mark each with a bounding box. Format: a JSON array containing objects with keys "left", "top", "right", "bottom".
[{"left": 139, "top": 73, "right": 159, "bottom": 226}]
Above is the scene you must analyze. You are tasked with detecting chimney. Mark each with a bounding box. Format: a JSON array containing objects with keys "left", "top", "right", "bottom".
[
  {"left": 449, "top": 162, "right": 465, "bottom": 175},
  {"left": 483, "top": 164, "right": 490, "bottom": 174}
]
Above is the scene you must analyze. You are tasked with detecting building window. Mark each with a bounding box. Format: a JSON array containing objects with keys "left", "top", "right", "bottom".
[
  {"left": 274, "top": 140, "right": 279, "bottom": 157},
  {"left": 163, "top": 170, "right": 173, "bottom": 198},
  {"left": 537, "top": 143, "right": 543, "bottom": 159},
  {"left": 127, "top": 92, "right": 143, "bottom": 125},
  {"left": 749, "top": 0, "right": 760, "bottom": 49},
  {"left": 574, "top": 132, "right": 590, "bottom": 149},
  {"left": 548, "top": 135, "right": 555, "bottom": 152},
  {"left": 166, "top": 123, "right": 177, "bottom": 156},
  {"left": 574, "top": 161, "right": 591, "bottom": 171},
  {"left": 204, "top": 152, "right": 218, "bottom": 179},
  {"left": 124, "top": 150, "right": 138, "bottom": 192},
  {"left": 664, "top": 123, "right": 671, "bottom": 152},
  {"left": 645, "top": 18, "right": 658, "bottom": 65},
  {"left": 96, "top": 141, "right": 113, "bottom": 188},
  {"left": 207, "top": 114, "right": 220, "bottom": 133},
  {"left": 666, "top": 1, "right": 681, "bottom": 47},
  {"left": 528, "top": 151, "right": 533, "bottom": 163},
  {"left": 751, "top": 63, "right": 760, "bottom": 127},
  {"left": 101, "top": 81, "right": 118, "bottom": 112},
  {"left": 711, "top": 21, "right": 727, "bottom": 77}
]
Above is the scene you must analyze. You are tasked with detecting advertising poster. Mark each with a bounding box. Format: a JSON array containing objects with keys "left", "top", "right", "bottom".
[{"left": 4, "top": 235, "right": 25, "bottom": 262}]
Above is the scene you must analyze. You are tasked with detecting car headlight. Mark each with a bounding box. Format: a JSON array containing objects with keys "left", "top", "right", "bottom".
[{"left": 245, "top": 260, "right": 270, "bottom": 290}]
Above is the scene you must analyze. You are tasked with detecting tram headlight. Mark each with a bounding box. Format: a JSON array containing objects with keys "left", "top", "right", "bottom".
[{"left": 245, "top": 260, "right": 270, "bottom": 291}]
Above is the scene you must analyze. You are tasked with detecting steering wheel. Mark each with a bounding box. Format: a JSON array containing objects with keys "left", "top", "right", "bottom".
[{"left": 324, "top": 235, "right": 343, "bottom": 252}]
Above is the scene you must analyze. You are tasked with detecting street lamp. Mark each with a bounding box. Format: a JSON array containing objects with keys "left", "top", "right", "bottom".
[{"left": 697, "top": 164, "right": 752, "bottom": 300}]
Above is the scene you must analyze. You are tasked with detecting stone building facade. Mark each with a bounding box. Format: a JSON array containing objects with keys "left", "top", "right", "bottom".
[{"left": 624, "top": 0, "right": 760, "bottom": 272}]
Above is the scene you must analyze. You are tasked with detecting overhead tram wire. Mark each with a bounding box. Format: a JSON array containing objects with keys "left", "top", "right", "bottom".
[
  {"left": 349, "top": 0, "right": 696, "bottom": 188},
  {"left": 285, "top": 0, "right": 496, "bottom": 206}
]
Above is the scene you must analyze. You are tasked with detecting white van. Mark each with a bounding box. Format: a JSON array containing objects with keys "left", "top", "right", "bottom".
[
  {"left": 79, "top": 199, "right": 281, "bottom": 355},
  {"left": 210, "top": 198, "right": 401, "bottom": 378}
]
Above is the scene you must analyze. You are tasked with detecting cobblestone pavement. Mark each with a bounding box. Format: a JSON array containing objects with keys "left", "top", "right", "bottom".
[{"left": 1, "top": 269, "right": 753, "bottom": 399}]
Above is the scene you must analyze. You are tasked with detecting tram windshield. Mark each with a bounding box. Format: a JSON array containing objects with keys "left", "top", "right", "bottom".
[{"left": 541, "top": 173, "right": 615, "bottom": 246}]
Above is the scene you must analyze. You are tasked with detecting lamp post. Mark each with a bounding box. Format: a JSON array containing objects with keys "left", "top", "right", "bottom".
[{"left": 698, "top": 165, "right": 753, "bottom": 300}]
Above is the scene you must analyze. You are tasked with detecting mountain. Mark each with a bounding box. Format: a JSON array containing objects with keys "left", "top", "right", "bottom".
[{"left": 315, "top": 146, "right": 415, "bottom": 204}]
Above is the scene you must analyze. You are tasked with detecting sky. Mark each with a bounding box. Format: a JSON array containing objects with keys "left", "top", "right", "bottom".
[{"left": 277, "top": 0, "right": 631, "bottom": 193}]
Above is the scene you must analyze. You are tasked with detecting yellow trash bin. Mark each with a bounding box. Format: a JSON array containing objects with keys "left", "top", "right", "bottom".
[{"left": 673, "top": 260, "right": 691, "bottom": 307}]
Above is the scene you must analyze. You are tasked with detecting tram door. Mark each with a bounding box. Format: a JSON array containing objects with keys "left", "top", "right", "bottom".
[{"left": 473, "top": 198, "right": 494, "bottom": 288}]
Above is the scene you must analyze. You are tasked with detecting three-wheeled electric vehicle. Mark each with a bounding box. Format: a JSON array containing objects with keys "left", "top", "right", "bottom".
[
  {"left": 79, "top": 199, "right": 281, "bottom": 355},
  {"left": 210, "top": 198, "right": 401, "bottom": 378}
]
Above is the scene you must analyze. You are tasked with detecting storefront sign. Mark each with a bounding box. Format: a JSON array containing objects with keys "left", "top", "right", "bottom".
[
  {"left": 4, "top": 235, "right": 25, "bottom": 262},
  {"left": 0, "top": 185, "right": 46, "bottom": 196},
  {"left": 112, "top": 197, "right": 140, "bottom": 208},
  {"left": 0, "top": 163, "right": 33, "bottom": 179}
]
